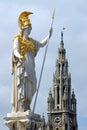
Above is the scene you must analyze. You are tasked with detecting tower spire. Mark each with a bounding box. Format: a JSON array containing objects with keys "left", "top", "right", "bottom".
[
  {"left": 61, "top": 31, "right": 63, "bottom": 42},
  {"left": 60, "top": 28, "right": 65, "bottom": 47},
  {"left": 58, "top": 30, "right": 66, "bottom": 60},
  {"left": 60, "top": 31, "right": 64, "bottom": 47}
]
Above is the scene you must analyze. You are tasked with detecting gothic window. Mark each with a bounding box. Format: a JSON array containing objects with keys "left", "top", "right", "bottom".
[
  {"left": 59, "top": 50, "right": 61, "bottom": 55},
  {"left": 56, "top": 79, "right": 58, "bottom": 83},
  {"left": 62, "top": 63, "right": 64, "bottom": 74},
  {"left": 58, "top": 79, "right": 60, "bottom": 84},
  {"left": 65, "top": 124, "right": 68, "bottom": 130},
  {"left": 62, "top": 78, "right": 64, "bottom": 84},
  {"left": 63, "top": 86, "right": 65, "bottom": 93},
  {"left": 63, "top": 100, "right": 67, "bottom": 109},
  {"left": 50, "top": 125, "right": 53, "bottom": 130},
  {"left": 57, "top": 87, "right": 60, "bottom": 104},
  {"left": 59, "top": 64, "right": 60, "bottom": 74}
]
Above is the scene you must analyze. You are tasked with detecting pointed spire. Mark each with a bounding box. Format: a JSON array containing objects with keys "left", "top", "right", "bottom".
[
  {"left": 60, "top": 31, "right": 64, "bottom": 47},
  {"left": 72, "top": 88, "right": 75, "bottom": 97},
  {"left": 58, "top": 29, "right": 66, "bottom": 60},
  {"left": 60, "top": 28, "right": 65, "bottom": 47},
  {"left": 72, "top": 88, "right": 76, "bottom": 103},
  {"left": 48, "top": 87, "right": 52, "bottom": 100},
  {"left": 61, "top": 31, "right": 63, "bottom": 42}
]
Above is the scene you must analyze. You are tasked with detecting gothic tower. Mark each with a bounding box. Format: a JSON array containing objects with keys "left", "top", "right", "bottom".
[{"left": 46, "top": 32, "right": 78, "bottom": 130}]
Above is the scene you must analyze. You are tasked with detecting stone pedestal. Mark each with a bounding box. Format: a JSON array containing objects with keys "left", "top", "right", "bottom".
[{"left": 4, "top": 111, "right": 43, "bottom": 130}]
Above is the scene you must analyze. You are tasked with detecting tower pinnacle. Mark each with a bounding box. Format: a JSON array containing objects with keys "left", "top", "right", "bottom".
[
  {"left": 60, "top": 31, "right": 64, "bottom": 47},
  {"left": 60, "top": 28, "right": 65, "bottom": 47},
  {"left": 59, "top": 31, "right": 66, "bottom": 60},
  {"left": 61, "top": 31, "right": 63, "bottom": 42}
]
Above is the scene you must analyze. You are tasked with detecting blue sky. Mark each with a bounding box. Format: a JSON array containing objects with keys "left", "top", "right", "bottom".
[{"left": 0, "top": 0, "right": 87, "bottom": 130}]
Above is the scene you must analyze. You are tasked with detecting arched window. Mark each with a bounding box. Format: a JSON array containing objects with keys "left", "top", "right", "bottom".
[
  {"left": 63, "top": 86, "right": 65, "bottom": 93},
  {"left": 57, "top": 87, "right": 60, "bottom": 104},
  {"left": 59, "top": 64, "right": 60, "bottom": 74},
  {"left": 65, "top": 124, "right": 68, "bottom": 130},
  {"left": 62, "top": 63, "right": 64, "bottom": 74},
  {"left": 63, "top": 100, "right": 65, "bottom": 108},
  {"left": 50, "top": 125, "right": 53, "bottom": 130}
]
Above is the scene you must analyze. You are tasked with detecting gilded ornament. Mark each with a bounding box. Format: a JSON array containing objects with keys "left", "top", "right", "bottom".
[{"left": 18, "top": 35, "right": 36, "bottom": 60}]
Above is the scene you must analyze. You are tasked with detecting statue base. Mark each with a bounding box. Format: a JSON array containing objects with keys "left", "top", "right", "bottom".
[{"left": 4, "top": 111, "right": 43, "bottom": 130}]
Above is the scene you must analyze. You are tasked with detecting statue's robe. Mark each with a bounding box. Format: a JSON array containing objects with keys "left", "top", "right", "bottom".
[{"left": 11, "top": 37, "right": 41, "bottom": 112}]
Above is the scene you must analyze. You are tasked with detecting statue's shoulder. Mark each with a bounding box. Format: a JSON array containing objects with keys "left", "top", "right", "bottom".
[{"left": 13, "top": 35, "right": 20, "bottom": 41}]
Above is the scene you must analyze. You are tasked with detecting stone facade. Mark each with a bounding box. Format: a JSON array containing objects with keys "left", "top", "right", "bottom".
[{"left": 46, "top": 32, "right": 78, "bottom": 130}]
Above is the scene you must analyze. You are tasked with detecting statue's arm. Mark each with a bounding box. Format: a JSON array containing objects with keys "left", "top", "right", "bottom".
[
  {"left": 40, "top": 27, "right": 53, "bottom": 47},
  {"left": 40, "top": 35, "right": 49, "bottom": 47},
  {"left": 13, "top": 38, "right": 21, "bottom": 59}
]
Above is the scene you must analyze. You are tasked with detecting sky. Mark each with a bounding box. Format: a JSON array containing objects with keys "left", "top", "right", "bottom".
[{"left": 0, "top": 0, "right": 87, "bottom": 130}]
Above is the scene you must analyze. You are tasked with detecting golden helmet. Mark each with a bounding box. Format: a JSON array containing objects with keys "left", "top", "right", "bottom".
[{"left": 18, "top": 11, "right": 33, "bottom": 29}]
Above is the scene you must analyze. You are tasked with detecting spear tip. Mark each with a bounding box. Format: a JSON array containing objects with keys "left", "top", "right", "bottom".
[{"left": 52, "top": 8, "right": 55, "bottom": 20}]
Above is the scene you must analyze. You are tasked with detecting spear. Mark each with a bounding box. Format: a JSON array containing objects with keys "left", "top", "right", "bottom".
[{"left": 32, "top": 8, "right": 55, "bottom": 113}]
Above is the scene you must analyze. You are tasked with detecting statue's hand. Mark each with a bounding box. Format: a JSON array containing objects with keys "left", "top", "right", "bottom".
[
  {"left": 20, "top": 55, "right": 26, "bottom": 61},
  {"left": 49, "top": 27, "right": 53, "bottom": 38}
]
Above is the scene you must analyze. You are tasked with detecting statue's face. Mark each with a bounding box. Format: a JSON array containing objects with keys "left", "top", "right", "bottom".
[{"left": 23, "top": 26, "right": 32, "bottom": 36}]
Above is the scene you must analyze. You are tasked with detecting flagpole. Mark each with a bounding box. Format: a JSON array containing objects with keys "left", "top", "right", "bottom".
[{"left": 32, "top": 9, "right": 55, "bottom": 113}]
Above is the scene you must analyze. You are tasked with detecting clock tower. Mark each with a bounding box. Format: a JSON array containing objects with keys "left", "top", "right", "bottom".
[{"left": 46, "top": 32, "right": 78, "bottom": 130}]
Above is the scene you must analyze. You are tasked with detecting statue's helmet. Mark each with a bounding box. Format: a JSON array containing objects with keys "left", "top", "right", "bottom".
[{"left": 18, "top": 11, "right": 33, "bottom": 29}]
